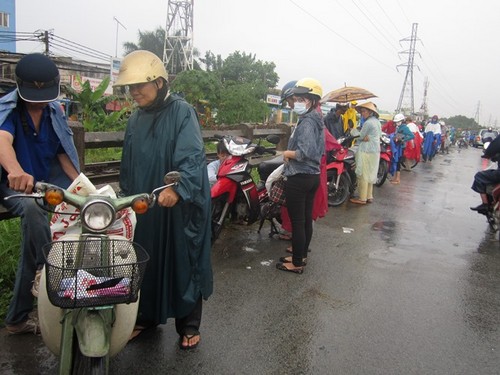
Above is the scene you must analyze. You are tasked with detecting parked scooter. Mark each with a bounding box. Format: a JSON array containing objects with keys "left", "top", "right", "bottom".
[
  {"left": 375, "top": 132, "right": 391, "bottom": 187},
  {"left": 210, "top": 134, "right": 279, "bottom": 243},
  {"left": 5, "top": 172, "right": 180, "bottom": 374},
  {"left": 326, "top": 134, "right": 358, "bottom": 206}
]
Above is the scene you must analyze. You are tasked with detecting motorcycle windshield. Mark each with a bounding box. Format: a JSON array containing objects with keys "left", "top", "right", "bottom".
[{"left": 225, "top": 138, "right": 256, "bottom": 156}]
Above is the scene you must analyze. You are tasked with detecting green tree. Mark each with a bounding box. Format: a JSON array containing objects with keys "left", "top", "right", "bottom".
[
  {"left": 445, "top": 115, "right": 479, "bottom": 130},
  {"left": 219, "top": 51, "right": 279, "bottom": 89},
  {"left": 123, "top": 27, "right": 165, "bottom": 59},
  {"left": 217, "top": 83, "right": 270, "bottom": 124},
  {"left": 122, "top": 27, "right": 202, "bottom": 72},
  {"left": 200, "top": 50, "right": 224, "bottom": 72},
  {"left": 171, "top": 70, "right": 221, "bottom": 107}
]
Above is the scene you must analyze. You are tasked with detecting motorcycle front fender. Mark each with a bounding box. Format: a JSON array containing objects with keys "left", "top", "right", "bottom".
[
  {"left": 74, "top": 309, "right": 112, "bottom": 357},
  {"left": 240, "top": 182, "right": 260, "bottom": 224},
  {"left": 326, "top": 161, "right": 344, "bottom": 178},
  {"left": 211, "top": 177, "right": 238, "bottom": 202},
  {"left": 380, "top": 152, "right": 391, "bottom": 162}
]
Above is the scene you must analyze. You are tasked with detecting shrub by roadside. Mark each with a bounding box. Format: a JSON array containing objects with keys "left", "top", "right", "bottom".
[{"left": 0, "top": 218, "right": 21, "bottom": 326}]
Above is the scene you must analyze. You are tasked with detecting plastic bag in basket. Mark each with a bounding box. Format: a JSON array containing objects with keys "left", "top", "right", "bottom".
[
  {"left": 50, "top": 173, "right": 136, "bottom": 241},
  {"left": 61, "top": 269, "right": 130, "bottom": 300}
]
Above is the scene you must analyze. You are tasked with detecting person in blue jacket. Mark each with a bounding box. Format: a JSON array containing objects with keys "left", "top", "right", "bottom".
[
  {"left": 390, "top": 113, "right": 415, "bottom": 184},
  {"left": 0, "top": 53, "right": 80, "bottom": 335}
]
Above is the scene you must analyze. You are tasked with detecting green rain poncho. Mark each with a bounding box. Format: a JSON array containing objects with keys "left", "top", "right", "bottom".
[{"left": 119, "top": 94, "right": 213, "bottom": 325}]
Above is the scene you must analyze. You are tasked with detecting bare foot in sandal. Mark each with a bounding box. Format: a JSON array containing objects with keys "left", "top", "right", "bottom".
[{"left": 179, "top": 334, "right": 200, "bottom": 350}]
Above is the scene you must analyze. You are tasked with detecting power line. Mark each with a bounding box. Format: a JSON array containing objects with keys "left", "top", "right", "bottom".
[
  {"left": 350, "top": 0, "right": 399, "bottom": 54},
  {"left": 0, "top": 30, "right": 112, "bottom": 63},
  {"left": 330, "top": 0, "right": 396, "bottom": 55},
  {"left": 374, "top": 0, "right": 403, "bottom": 36},
  {"left": 287, "top": 0, "right": 395, "bottom": 71}
]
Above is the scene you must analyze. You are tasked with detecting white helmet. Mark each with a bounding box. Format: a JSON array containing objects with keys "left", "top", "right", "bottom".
[
  {"left": 393, "top": 113, "right": 405, "bottom": 123},
  {"left": 113, "top": 50, "right": 168, "bottom": 87}
]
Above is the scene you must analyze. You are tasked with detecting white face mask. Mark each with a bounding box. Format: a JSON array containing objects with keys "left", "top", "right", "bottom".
[{"left": 293, "top": 102, "right": 308, "bottom": 115}]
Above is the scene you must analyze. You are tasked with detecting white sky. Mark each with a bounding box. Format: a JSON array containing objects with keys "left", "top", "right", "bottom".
[{"left": 15, "top": 0, "right": 500, "bottom": 125}]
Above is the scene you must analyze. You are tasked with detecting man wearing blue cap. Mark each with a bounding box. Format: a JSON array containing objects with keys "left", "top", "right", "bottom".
[{"left": 0, "top": 53, "right": 79, "bottom": 334}]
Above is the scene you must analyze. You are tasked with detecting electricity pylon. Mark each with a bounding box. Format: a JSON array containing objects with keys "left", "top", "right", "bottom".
[
  {"left": 163, "top": 0, "right": 194, "bottom": 76},
  {"left": 396, "top": 23, "right": 420, "bottom": 115},
  {"left": 418, "top": 77, "right": 429, "bottom": 119}
]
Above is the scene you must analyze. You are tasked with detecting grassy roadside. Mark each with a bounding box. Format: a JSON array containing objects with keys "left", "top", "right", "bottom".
[{"left": 0, "top": 218, "right": 21, "bottom": 326}]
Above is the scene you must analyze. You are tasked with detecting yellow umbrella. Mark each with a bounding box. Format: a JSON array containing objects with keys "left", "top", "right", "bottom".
[{"left": 321, "top": 86, "right": 377, "bottom": 104}]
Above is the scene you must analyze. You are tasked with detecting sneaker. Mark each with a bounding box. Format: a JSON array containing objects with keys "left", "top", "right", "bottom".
[
  {"left": 6, "top": 318, "right": 40, "bottom": 335},
  {"left": 31, "top": 269, "right": 42, "bottom": 298}
]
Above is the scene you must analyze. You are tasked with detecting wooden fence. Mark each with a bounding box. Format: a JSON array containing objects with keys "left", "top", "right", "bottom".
[{"left": 0, "top": 122, "right": 291, "bottom": 220}]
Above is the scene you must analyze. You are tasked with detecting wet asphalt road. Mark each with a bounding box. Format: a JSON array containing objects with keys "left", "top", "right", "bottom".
[{"left": 1, "top": 144, "right": 500, "bottom": 375}]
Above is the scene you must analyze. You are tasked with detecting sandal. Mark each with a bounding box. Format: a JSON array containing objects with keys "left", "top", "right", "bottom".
[
  {"left": 179, "top": 333, "right": 201, "bottom": 350},
  {"left": 276, "top": 262, "right": 304, "bottom": 274},
  {"left": 349, "top": 198, "right": 366, "bottom": 205},
  {"left": 279, "top": 256, "right": 307, "bottom": 266},
  {"left": 366, "top": 199, "right": 373, "bottom": 203},
  {"left": 6, "top": 318, "right": 40, "bottom": 335}
]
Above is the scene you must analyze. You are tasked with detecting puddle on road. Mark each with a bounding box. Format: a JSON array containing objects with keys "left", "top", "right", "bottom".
[{"left": 371, "top": 220, "right": 396, "bottom": 240}]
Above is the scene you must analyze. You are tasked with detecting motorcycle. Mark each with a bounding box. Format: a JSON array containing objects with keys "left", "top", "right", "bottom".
[
  {"left": 376, "top": 132, "right": 391, "bottom": 187},
  {"left": 457, "top": 136, "right": 468, "bottom": 149},
  {"left": 210, "top": 134, "right": 280, "bottom": 243},
  {"left": 326, "top": 134, "right": 358, "bottom": 206},
  {"left": 474, "top": 183, "right": 500, "bottom": 240},
  {"left": 5, "top": 172, "right": 180, "bottom": 374}
]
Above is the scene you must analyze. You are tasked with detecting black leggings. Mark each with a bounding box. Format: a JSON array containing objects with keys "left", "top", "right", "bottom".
[{"left": 284, "top": 174, "right": 320, "bottom": 266}]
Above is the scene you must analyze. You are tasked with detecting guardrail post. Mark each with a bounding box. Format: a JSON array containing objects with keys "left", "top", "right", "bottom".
[
  {"left": 276, "top": 123, "right": 291, "bottom": 151},
  {"left": 239, "top": 123, "right": 254, "bottom": 140},
  {"left": 69, "top": 121, "right": 85, "bottom": 173}
]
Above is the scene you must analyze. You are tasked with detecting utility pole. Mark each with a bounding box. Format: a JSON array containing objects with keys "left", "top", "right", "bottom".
[
  {"left": 396, "top": 23, "right": 420, "bottom": 115},
  {"left": 113, "top": 17, "right": 127, "bottom": 58},
  {"left": 474, "top": 101, "right": 481, "bottom": 126},
  {"left": 163, "top": 0, "right": 194, "bottom": 77}
]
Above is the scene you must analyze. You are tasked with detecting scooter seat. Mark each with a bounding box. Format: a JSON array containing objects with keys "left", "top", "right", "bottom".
[{"left": 258, "top": 155, "right": 284, "bottom": 182}]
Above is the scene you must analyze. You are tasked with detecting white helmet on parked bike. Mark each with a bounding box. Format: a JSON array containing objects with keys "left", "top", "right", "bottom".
[{"left": 393, "top": 113, "right": 405, "bottom": 123}]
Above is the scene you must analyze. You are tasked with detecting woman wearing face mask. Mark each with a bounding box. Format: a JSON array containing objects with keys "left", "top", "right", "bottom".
[
  {"left": 275, "top": 78, "right": 325, "bottom": 274},
  {"left": 349, "top": 102, "right": 382, "bottom": 205}
]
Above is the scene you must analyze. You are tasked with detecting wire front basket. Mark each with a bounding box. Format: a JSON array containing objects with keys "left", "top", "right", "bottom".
[{"left": 42, "top": 238, "right": 149, "bottom": 309}]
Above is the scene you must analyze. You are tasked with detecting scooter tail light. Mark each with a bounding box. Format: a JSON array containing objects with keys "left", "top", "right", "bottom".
[
  {"left": 44, "top": 188, "right": 64, "bottom": 206},
  {"left": 132, "top": 197, "right": 149, "bottom": 214}
]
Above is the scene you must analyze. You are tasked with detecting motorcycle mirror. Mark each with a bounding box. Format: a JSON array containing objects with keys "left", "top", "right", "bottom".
[{"left": 164, "top": 171, "right": 181, "bottom": 185}]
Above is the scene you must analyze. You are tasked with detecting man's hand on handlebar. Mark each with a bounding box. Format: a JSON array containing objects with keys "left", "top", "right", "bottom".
[{"left": 8, "top": 171, "right": 34, "bottom": 193}]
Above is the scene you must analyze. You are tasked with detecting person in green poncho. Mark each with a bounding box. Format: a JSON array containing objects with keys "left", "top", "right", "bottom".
[{"left": 113, "top": 50, "right": 213, "bottom": 350}]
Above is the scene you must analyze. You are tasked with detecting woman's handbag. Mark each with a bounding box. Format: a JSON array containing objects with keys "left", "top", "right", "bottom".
[{"left": 269, "top": 177, "right": 286, "bottom": 206}]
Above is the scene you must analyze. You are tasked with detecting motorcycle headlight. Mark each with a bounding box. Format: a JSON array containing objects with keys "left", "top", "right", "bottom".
[{"left": 81, "top": 200, "right": 115, "bottom": 232}]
